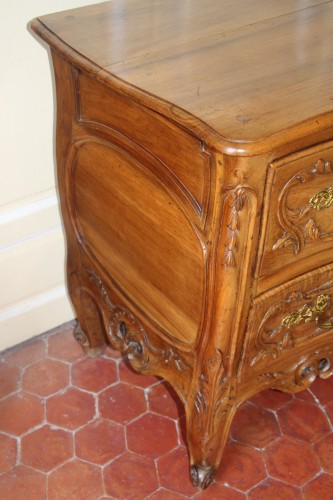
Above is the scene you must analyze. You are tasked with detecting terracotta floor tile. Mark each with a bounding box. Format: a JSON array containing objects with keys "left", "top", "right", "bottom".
[
  {"left": 265, "top": 436, "right": 320, "bottom": 486},
  {"left": 75, "top": 418, "right": 125, "bottom": 465},
  {"left": 277, "top": 399, "right": 330, "bottom": 443},
  {"left": 215, "top": 442, "right": 266, "bottom": 491},
  {"left": 326, "top": 401, "right": 333, "bottom": 425},
  {"left": 148, "top": 382, "right": 185, "bottom": 419},
  {"left": 46, "top": 387, "right": 95, "bottom": 430},
  {"left": 314, "top": 432, "right": 333, "bottom": 473},
  {"left": 98, "top": 382, "right": 146, "bottom": 423},
  {"left": 196, "top": 482, "right": 246, "bottom": 499},
  {"left": 2, "top": 327, "right": 333, "bottom": 499},
  {"left": 119, "top": 359, "right": 160, "bottom": 388},
  {"left": 127, "top": 412, "right": 178, "bottom": 458},
  {"left": 0, "top": 465, "right": 46, "bottom": 499},
  {"left": 104, "top": 451, "right": 159, "bottom": 499},
  {"left": 0, "top": 433, "right": 17, "bottom": 474},
  {"left": 0, "top": 392, "right": 44, "bottom": 435},
  {"left": 48, "top": 459, "right": 103, "bottom": 500},
  {"left": 148, "top": 488, "right": 188, "bottom": 499},
  {"left": 248, "top": 478, "right": 303, "bottom": 499},
  {"left": 230, "top": 401, "right": 280, "bottom": 448},
  {"left": 309, "top": 375, "right": 333, "bottom": 406},
  {"left": 21, "top": 425, "right": 73, "bottom": 472},
  {"left": 157, "top": 446, "right": 198, "bottom": 496},
  {"left": 0, "top": 361, "right": 20, "bottom": 398},
  {"left": 294, "top": 389, "right": 316, "bottom": 403},
  {"left": 22, "top": 358, "right": 69, "bottom": 396},
  {"left": 249, "top": 388, "right": 293, "bottom": 410},
  {"left": 72, "top": 356, "right": 118, "bottom": 392},
  {"left": 177, "top": 414, "right": 187, "bottom": 446},
  {"left": 103, "top": 345, "right": 123, "bottom": 360},
  {"left": 48, "top": 328, "right": 84, "bottom": 362},
  {"left": 4, "top": 339, "right": 46, "bottom": 368},
  {"left": 303, "top": 472, "right": 333, "bottom": 499}
]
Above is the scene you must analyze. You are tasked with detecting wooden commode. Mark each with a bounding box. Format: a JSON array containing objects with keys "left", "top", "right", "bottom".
[{"left": 30, "top": 0, "right": 333, "bottom": 489}]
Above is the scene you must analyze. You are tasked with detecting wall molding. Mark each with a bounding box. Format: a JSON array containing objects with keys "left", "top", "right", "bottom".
[
  {"left": 0, "top": 188, "right": 61, "bottom": 249},
  {"left": 0, "top": 189, "right": 74, "bottom": 351},
  {"left": 0, "top": 285, "right": 73, "bottom": 352}
]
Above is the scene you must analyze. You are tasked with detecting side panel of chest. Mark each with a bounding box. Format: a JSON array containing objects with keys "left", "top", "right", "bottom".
[{"left": 64, "top": 69, "right": 213, "bottom": 347}]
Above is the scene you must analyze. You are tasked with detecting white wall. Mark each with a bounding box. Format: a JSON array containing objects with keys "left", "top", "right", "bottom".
[{"left": 0, "top": 0, "right": 105, "bottom": 351}]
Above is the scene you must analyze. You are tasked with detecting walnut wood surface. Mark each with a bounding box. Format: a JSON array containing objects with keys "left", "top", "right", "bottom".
[
  {"left": 33, "top": 0, "right": 333, "bottom": 153},
  {"left": 30, "top": 0, "right": 333, "bottom": 490}
]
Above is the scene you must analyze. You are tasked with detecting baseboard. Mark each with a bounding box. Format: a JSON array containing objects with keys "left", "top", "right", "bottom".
[
  {"left": 0, "top": 285, "right": 74, "bottom": 352},
  {"left": 0, "top": 188, "right": 62, "bottom": 250},
  {"left": 0, "top": 189, "right": 75, "bottom": 351}
]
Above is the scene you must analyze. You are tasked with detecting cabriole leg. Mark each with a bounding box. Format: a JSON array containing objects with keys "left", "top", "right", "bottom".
[
  {"left": 73, "top": 321, "right": 104, "bottom": 357},
  {"left": 186, "top": 346, "right": 238, "bottom": 489},
  {"left": 68, "top": 270, "right": 106, "bottom": 356},
  {"left": 186, "top": 400, "right": 237, "bottom": 489}
]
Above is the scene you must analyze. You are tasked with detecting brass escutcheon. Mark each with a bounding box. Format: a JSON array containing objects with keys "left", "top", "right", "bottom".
[
  {"left": 309, "top": 186, "right": 333, "bottom": 211},
  {"left": 282, "top": 293, "right": 333, "bottom": 330}
]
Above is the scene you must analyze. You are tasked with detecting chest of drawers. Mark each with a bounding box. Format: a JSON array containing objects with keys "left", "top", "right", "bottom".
[{"left": 30, "top": 0, "right": 333, "bottom": 489}]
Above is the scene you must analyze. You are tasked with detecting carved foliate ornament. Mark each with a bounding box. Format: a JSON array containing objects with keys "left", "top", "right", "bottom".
[
  {"left": 251, "top": 281, "right": 333, "bottom": 366},
  {"left": 223, "top": 169, "right": 256, "bottom": 268},
  {"left": 88, "top": 271, "right": 189, "bottom": 376},
  {"left": 257, "top": 349, "right": 333, "bottom": 391},
  {"left": 273, "top": 159, "right": 333, "bottom": 254}
]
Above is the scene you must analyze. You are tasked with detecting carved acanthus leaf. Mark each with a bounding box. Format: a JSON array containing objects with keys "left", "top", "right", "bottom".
[{"left": 191, "top": 348, "right": 231, "bottom": 454}]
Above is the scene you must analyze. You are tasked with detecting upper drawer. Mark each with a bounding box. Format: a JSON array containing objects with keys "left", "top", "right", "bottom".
[
  {"left": 76, "top": 72, "right": 211, "bottom": 220},
  {"left": 258, "top": 141, "right": 333, "bottom": 286}
]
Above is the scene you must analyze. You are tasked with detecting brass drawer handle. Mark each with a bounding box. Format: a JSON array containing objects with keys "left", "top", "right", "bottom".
[
  {"left": 282, "top": 293, "right": 333, "bottom": 330},
  {"left": 309, "top": 186, "right": 333, "bottom": 211}
]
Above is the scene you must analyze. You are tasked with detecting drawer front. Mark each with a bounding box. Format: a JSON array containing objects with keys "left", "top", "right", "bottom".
[
  {"left": 77, "top": 72, "right": 211, "bottom": 219},
  {"left": 244, "top": 264, "right": 333, "bottom": 376},
  {"left": 258, "top": 142, "right": 333, "bottom": 283}
]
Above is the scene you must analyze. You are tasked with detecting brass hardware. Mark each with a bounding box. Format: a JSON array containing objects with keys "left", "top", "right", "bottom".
[
  {"left": 282, "top": 293, "right": 333, "bottom": 330},
  {"left": 309, "top": 186, "right": 333, "bottom": 211}
]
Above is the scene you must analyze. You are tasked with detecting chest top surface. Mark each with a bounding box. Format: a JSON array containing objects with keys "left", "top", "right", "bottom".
[{"left": 32, "top": 0, "right": 333, "bottom": 149}]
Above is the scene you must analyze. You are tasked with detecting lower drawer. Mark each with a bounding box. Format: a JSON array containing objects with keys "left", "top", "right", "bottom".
[{"left": 243, "top": 263, "right": 333, "bottom": 376}]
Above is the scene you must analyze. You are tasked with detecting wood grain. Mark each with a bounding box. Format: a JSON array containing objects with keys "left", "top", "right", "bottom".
[
  {"left": 29, "top": 0, "right": 333, "bottom": 490},
  {"left": 32, "top": 0, "right": 333, "bottom": 151}
]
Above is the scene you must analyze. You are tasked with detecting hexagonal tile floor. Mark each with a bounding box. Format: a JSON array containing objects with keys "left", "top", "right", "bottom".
[{"left": 0, "top": 322, "right": 333, "bottom": 499}]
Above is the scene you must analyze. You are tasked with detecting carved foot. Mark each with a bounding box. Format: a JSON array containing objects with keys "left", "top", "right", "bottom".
[
  {"left": 190, "top": 464, "right": 216, "bottom": 489},
  {"left": 73, "top": 322, "right": 104, "bottom": 357}
]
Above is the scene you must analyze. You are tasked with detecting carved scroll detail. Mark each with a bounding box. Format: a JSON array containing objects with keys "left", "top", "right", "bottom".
[
  {"left": 251, "top": 281, "right": 333, "bottom": 366},
  {"left": 89, "top": 272, "right": 189, "bottom": 374},
  {"left": 69, "top": 272, "right": 106, "bottom": 353},
  {"left": 257, "top": 348, "right": 333, "bottom": 392},
  {"left": 73, "top": 322, "right": 90, "bottom": 348},
  {"left": 273, "top": 159, "right": 333, "bottom": 254}
]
